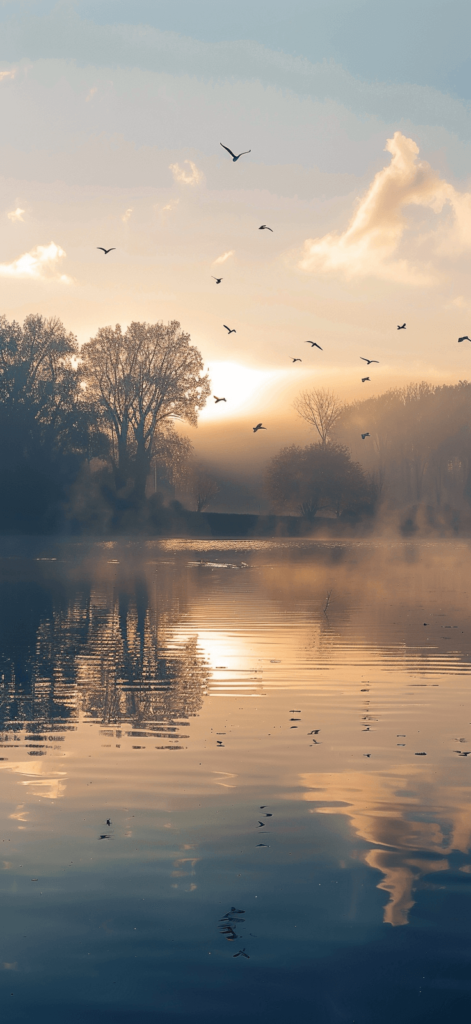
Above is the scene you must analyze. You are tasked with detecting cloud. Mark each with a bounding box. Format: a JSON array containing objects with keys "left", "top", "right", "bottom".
[
  {"left": 86, "top": 86, "right": 97, "bottom": 102},
  {"left": 212, "top": 250, "right": 234, "bottom": 265},
  {"left": 121, "top": 207, "right": 133, "bottom": 222},
  {"left": 0, "top": 242, "right": 70, "bottom": 281},
  {"left": 158, "top": 199, "right": 179, "bottom": 215},
  {"left": 7, "top": 207, "right": 25, "bottom": 222},
  {"left": 0, "top": 70, "right": 15, "bottom": 82},
  {"left": 169, "top": 160, "right": 203, "bottom": 186},
  {"left": 299, "top": 131, "right": 471, "bottom": 285}
]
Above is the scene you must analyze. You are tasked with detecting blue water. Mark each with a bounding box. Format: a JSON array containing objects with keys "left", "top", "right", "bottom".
[{"left": 0, "top": 538, "right": 470, "bottom": 1023}]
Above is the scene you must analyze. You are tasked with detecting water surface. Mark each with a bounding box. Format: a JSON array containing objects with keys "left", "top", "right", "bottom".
[{"left": 0, "top": 538, "right": 470, "bottom": 1023}]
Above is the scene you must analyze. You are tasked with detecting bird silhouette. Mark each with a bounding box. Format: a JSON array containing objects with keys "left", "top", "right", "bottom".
[
  {"left": 253, "top": 423, "right": 266, "bottom": 432},
  {"left": 454, "top": 750, "right": 471, "bottom": 756},
  {"left": 305, "top": 341, "right": 323, "bottom": 349},
  {"left": 214, "top": 396, "right": 226, "bottom": 403},
  {"left": 458, "top": 336, "right": 471, "bottom": 342},
  {"left": 233, "top": 949, "right": 250, "bottom": 958},
  {"left": 291, "top": 357, "right": 302, "bottom": 363},
  {"left": 220, "top": 143, "right": 251, "bottom": 162},
  {"left": 212, "top": 276, "right": 223, "bottom": 284},
  {"left": 360, "top": 357, "right": 379, "bottom": 365},
  {"left": 259, "top": 225, "right": 273, "bottom": 231},
  {"left": 397, "top": 323, "right": 406, "bottom": 330},
  {"left": 223, "top": 325, "right": 236, "bottom": 334},
  {"left": 361, "top": 432, "right": 370, "bottom": 439},
  {"left": 361, "top": 377, "right": 370, "bottom": 382},
  {"left": 97, "top": 247, "right": 115, "bottom": 255}
]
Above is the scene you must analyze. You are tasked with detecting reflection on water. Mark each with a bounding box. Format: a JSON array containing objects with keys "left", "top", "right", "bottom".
[{"left": 0, "top": 539, "right": 470, "bottom": 1023}]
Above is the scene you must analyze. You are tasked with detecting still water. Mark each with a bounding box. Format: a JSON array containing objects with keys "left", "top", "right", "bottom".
[{"left": 0, "top": 538, "right": 470, "bottom": 1023}]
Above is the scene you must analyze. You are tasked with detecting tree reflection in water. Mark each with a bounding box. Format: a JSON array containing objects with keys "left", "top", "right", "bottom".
[{"left": 0, "top": 570, "right": 209, "bottom": 750}]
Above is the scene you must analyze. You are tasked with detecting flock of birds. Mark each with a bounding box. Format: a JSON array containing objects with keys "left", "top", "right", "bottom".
[{"left": 96, "top": 143, "right": 471, "bottom": 442}]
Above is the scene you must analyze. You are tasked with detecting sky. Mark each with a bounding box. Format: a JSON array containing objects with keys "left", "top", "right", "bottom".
[{"left": 1, "top": 0, "right": 471, "bottom": 494}]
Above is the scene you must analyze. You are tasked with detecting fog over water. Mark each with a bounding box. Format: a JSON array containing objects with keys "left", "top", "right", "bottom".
[{"left": 0, "top": 538, "right": 470, "bottom": 1022}]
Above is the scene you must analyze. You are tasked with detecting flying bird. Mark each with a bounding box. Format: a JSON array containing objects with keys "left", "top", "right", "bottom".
[
  {"left": 220, "top": 143, "right": 251, "bottom": 162},
  {"left": 233, "top": 949, "right": 250, "bottom": 958},
  {"left": 223, "top": 325, "right": 236, "bottom": 334},
  {"left": 97, "top": 247, "right": 115, "bottom": 255},
  {"left": 291, "top": 357, "right": 302, "bottom": 363},
  {"left": 361, "top": 377, "right": 370, "bottom": 383},
  {"left": 305, "top": 341, "right": 323, "bottom": 349},
  {"left": 361, "top": 433, "right": 370, "bottom": 439},
  {"left": 259, "top": 225, "right": 273, "bottom": 231},
  {"left": 458, "top": 336, "right": 471, "bottom": 342},
  {"left": 397, "top": 323, "right": 406, "bottom": 330},
  {"left": 360, "top": 357, "right": 379, "bottom": 365},
  {"left": 214, "top": 396, "right": 226, "bottom": 403},
  {"left": 212, "top": 276, "right": 223, "bottom": 284},
  {"left": 253, "top": 423, "right": 266, "bottom": 433}
]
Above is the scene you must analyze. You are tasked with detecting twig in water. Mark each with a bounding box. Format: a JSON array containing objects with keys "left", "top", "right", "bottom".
[{"left": 323, "top": 590, "right": 332, "bottom": 615}]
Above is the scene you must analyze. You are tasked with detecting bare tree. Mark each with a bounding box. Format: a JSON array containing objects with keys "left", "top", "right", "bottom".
[
  {"left": 188, "top": 464, "right": 219, "bottom": 512},
  {"left": 294, "top": 388, "right": 344, "bottom": 446},
  {"left": 81, "top": 320, "right": 210, "bottom": 500}
]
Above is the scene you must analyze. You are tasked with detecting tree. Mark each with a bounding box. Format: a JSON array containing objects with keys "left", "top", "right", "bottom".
[
  {"left": 294, "top": 388, "right": 344, "bottom": 446},
  {"left": 0, "top": 314, "right": 93, "bottom": 530},
  {"left": 265, "top": 441, "right": 374, "bottom": 520},
  {"left": 187, "top": 464, "right": 219, "bottom": 512},
  {"left": 81, "top": 320, "right": 210, "bottom": 501}
]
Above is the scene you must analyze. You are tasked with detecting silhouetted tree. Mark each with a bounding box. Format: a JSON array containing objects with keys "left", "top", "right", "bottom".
[
  {"left": 265, "top": 441, "right": 374, "bottom": 520},
  {"left": 294, "top": 388, "right": 344, "bottom": 446},
  {"left": 81, "top": 320, "right": 210, "bottom": 501},
  {"left": 0, "top": 314, "right": 95, "bottom": 531}
]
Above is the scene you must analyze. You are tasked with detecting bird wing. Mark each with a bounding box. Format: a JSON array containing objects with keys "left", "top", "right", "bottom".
[
  {"left": 237, "top": 150, "right": 251, "bottom": 157},
  {"left": 223, "top": 325, "right": 231, "bottom": 331},
  {"left": 314, "top": 343, "right": 323, "bottom": 349},
  {"left": 220, "top": 143, "right": 236, "bottom": 158},
  {"left": 360, "top": 357, "right": 368, "bottom": 362},
  {"left": 97, "top": 247, "right": 106, "bottom": 252},
  {"left": 255, "top": 423, "right": 262, "bottom": 429}
]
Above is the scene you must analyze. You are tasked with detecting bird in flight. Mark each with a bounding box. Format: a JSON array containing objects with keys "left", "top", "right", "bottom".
[
  {"left": 397, "top": 323, "right": 406, "bottom": 330},
  {"left": 305, "top": 341, "right": 323, "bottom": 349},
  {"left": 360, "top": 357, "right": 379, "bottom": 365},
  {"left": 212, "top": 276, "right": 223, "bottom": 284},
  {"left": 291, "top": 357, "right": 302, "bottom": 363},
  {"left": 253, "top": 423, "right": 266, "bottom": 432},
  {"left": 214, "top": 396, "right": 226, "bottom": 403},
  {"left": 97, "top": 247, "right": 115, "bottom": 255},
  {"left": 458, "top": 336, "right": 471, "bottom": 342},
  {"left": 223, "top": 325, "right": 236, "bottom": 334},
  {"left": 259, "top": 225, "right": 273, "bottom": 231},
  {"left": 233, "top": 949, "right": 250, "bottom": 959},
  {"left": 361, "top": 377, "right": 370, "bottom": 382},
  {"left": 361, "top": 432, "right": 370, "bottom": 440},
  {"left": 220, "top": 143, "right": 251, "bottom": 162}
]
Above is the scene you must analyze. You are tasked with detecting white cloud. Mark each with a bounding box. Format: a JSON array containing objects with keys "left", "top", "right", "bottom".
[
  {"left": 7, "top": 207, "right": 25, "bottom": 222},
  {"left": 169, "top": 160, "right": 203, "bottom": 186},
  {"left": 0, "top": 242, "right": 70, "bottom": 282},
  {"left": 0, "top": 70, "right": 15, "bottom": 82},
  {"left": 158, "top": 198, "right": 179, "bottom": 215},
  {"left": 212, "top": 250, "right": 234, "bottom": 265},
  {"left": 121, "top": 207, "right": 133, "bottom": 222},
  {"left": 299, "top": 131, "right": 471, "bottom": 286},
  {"left": 86, "top": 86, "right": 97, "bottom": 102}
]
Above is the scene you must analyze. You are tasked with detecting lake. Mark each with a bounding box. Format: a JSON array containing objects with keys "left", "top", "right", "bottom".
[{"left": 0, "top": 537, "right": 470, "bottom": 1023}]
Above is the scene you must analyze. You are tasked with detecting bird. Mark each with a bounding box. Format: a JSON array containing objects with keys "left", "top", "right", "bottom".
[
  {"left": 223, "top": 325, "right": 236, "bottom": 334},
  {"left": 97, "top": 247, "right": 115, "bottom": 255},
  {"left": 253, "top": 423, "right": 266, "bottom": 432},
  {"left": 360, "top": 357, "right": 379, "bottom": 365},
  {"left": 361, "top": 377, "right": 370, "bottom": 383},
  {"left": 305, "top": 341, "right": 323, "bottom": 349},
  {"left": 212, "top": 276, "right": 223, "bottom": 284},
  {"left": 361, "top": 432, "right": 370, "bottom": 440},
  {"left": 214, "top": 396, "right": 226, "bottom": 403},
  {"left": 259, "top": 225, "right": 273, "bottom": 231},
  {"left": 233, "top": 949, "right": 250, "bottom": 958},
  {"left": 291, "top": 357, "right": 302, "bottom": 363},
  {"left": 458, "top": 336, "right": 471, "bottom": 342},
  {"left": 106, "top": 818, "right": 111, "bottom": 826},
  {"left": 397, "top": 323, "right": 406, "bottom": 330},
  {"left": 454, "top": 750, "right": 471, "bottom": 756},
  {"left": 220, "top": 143, "right": 251, "bottom": 162}
]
